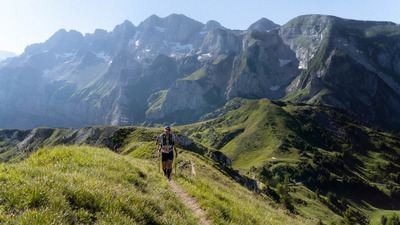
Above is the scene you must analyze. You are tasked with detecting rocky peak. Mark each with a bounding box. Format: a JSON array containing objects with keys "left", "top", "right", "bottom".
[
  {"left": 23, "top": 29, "right": 84, "bottom": 56},
  {"left": 203, "top": 20, "right": 224, "bottom": 31},
  {"left": 90, "top": 29, "right": 109, "bottom": 40},
  {"left": 112, "top": 20, "right": 136, "bottom": 37},
  {"left": 247, "top": 18, "right": 280, "bottom": 31},
  {"left": 46, "top": 29, "right": 84, "bottom": 52},
  {"left": 200, "top": 28, "right": 242, "bottom": 55},
  {"left": 162, "top": 13, "right": 204, "bottom": 42}
]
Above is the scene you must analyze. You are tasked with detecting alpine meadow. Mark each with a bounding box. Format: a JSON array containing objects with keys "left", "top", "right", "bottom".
[{"left": 0, "top": 12, "right": 400, "bottom": 224}]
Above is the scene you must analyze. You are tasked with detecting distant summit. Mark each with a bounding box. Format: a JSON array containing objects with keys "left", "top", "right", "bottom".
[
  {"left": 0, "top": 50, "right": 17, "bottom": 61},
  {"left": 247, "top": 18, "right": 280, "bottom": 31}
]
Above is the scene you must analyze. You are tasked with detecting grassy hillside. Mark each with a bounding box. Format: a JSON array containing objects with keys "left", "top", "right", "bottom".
[
  {"left": 181, "top": 99, "right": 302, "bottom": 169},
  {"left": 181, "top": 98, "right": 400, "bottom": 224},
  {"left": 0, "top": 125, "right": 314, "bottom": 224},
  {"left": 0, "top": 145, "right": 198, "bottom": 224},
  {"left": 1, "top": 98, "right": 400, "bottom": 224},
  {"left": 174, "top": 151, "right": 311, "bottom": 225}
]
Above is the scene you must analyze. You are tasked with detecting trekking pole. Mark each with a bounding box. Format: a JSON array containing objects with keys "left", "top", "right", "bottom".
[
  {"left": 174, "top": 159, "right": 177, "bottom": 175},
  {"left": 156, "top": 148, "right": 160, "bottom": 173}
]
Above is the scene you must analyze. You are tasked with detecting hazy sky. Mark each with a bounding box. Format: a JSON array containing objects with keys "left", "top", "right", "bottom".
[{"left": 1, "top": 0, "right": 399, "bottom": 54}]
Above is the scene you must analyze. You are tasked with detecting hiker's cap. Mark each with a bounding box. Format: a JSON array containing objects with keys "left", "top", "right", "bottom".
[{"left": 164, "top": 126, "right": 171, "bottom": 132}]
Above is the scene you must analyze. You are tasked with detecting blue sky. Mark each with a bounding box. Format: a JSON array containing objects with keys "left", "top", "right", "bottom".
[{"left": 1, "top": 0, "right": 399, "bottom": 54}]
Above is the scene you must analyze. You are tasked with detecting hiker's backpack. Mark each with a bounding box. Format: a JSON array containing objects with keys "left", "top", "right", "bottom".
[{"left": 160, "top": 134, "right": 175, "bottom": 147}]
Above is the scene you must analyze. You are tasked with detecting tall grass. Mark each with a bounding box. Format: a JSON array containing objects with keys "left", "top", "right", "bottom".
[
  {"left": 0, "top": 145, "right": 198, "bottom": 224},
  {"left": 174, "top": 151, "right": 314, "bottom": 225}
]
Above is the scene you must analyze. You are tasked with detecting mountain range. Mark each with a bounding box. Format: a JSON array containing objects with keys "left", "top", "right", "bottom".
[{"left": 0, "top": 14, "right": 399, "bottom": 132}]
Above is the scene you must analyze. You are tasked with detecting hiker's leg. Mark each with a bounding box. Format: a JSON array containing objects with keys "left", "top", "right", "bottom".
[
  {"left": 167, "top": 159, "right": 173, "bottom": 179},
  {"left": 166, "top": 160, "right": 173, "bottom": 169},
  {"left": 162, "top": 153, "right": 168, "bottom": 176}
]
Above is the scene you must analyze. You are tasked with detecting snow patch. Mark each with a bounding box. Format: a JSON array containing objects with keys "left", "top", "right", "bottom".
[
  {"left": 279, "top": 59, "right": 291, "bottom": 67},
  {"left": 128, "top": 39, "right": 136, "bottom": 45},
  {"left": 199, "top": 31, "right": 208, "bottom": 35},
  {"left": 270, "top": 85, "right": 280, "bottom": 91},
  {"left": 96, "top": 51, "right": 112, "bottom": 62},
  {"left": 129, "top": 31, "right": 141, "bottom": 46},
  {"left": 155, "top": 26, "right": 166, "bottom": 32},
  {"left": 145, "top": 49, "right": 151, "bottom": 52},
  {"left": 198, "top": 53, "right": 212, "bottom": 60}
]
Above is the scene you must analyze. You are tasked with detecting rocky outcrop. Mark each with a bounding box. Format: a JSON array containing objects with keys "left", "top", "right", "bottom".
[
  {"left": 146, "top": 54, "right": 234, "bottom": 123},
  {"left": 209, "top": 150, "right": 232, "bottom": 166},
  {"left": 227, "top": 29, "right": 300, "bottom": 100},
  {"left": 247, "top": 18, "right": 280, "bottom": 31},
  {"left": 176, "top": 135, "right": 194, "bottom": 146}
]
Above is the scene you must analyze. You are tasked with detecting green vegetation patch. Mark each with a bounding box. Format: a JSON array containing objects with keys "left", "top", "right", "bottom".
[
  {"left": 181, "top": 68, "right": 207, "bottom": 81},
  {"left": 146, "top": 90, "right": 169, "bottom": 115},
  {"left": 0, "top": 145, "right": 198, "bottom": 224},
  {"left": 174, "top": 151, "right": 313, "bottom": 225}
]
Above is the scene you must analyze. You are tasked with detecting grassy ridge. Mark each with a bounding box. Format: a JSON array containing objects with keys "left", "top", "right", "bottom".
[
  {"left": 182, "top": 99, "right": 302, "bottom": 169},
  {"left": 0, "top": 145, "right": 198, "bottom": 224},
  {"left": 0, "top": 129, "right": 315, "bottom": 224}
]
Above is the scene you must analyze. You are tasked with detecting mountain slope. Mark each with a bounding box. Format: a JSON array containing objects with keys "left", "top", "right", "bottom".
[
  {"left": 0, "top": 127, "right": 313, "bottom": 224},
  {"left": 0, "top": 145, "right": 199, "bottom": 224},
  {"left": 282, "top": 15, "right": 400, "bottom": 131},
  {"left": 181, "top": 98, "right": 400, "bottom": 223}
]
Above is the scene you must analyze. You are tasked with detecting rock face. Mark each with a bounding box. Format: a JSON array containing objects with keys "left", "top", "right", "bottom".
[
  {"left": 226, "top": 29, "right": 300, "bottom": 100},
  {"left": 0, "top": 14, "right": 400, "bottom": 131},
  {"left": 281, "top": 15, "right": 400, "bottom": 130}
]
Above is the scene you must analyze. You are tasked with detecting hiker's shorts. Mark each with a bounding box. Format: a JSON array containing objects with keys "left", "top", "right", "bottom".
[{"left": 161, "top": 150, "right": 174, "bottom": 162}]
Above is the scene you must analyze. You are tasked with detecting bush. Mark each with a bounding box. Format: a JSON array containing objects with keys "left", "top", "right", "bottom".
[{"left": 387, "top": 214, "right": 400, "bottom": 225}]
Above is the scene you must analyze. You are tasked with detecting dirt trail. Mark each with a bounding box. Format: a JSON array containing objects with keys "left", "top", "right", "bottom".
[{"left": 169, "top": 180, "right": 211, "bottom": 225}]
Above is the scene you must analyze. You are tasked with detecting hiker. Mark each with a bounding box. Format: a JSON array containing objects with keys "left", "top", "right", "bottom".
[{"left": 156, "top": 126, "right": 178, "bottom": 179}]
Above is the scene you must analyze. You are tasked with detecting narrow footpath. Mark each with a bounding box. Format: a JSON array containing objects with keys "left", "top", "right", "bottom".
[{"left": 168, "top": 180, "right": 211, "bottom": 225}]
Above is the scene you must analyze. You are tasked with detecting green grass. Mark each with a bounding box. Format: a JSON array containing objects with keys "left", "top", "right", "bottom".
[
  {"left": 369, "top": 210, "right": 400, "bottom": 224},
  {"left": 2, "top": 96, "right": 400, "bottom": 224},
  {"left": 212, "top": 55, "right": 228, "bottom": 65},
  {"left": 183, "top": 99, "right": 302, "bottom": 169},
  {"left": 0, "top": 145, "right": 199, "bottom": 224},
  {"left": 174, "top": 151, "right": 313, "bottom": 225},
  {"left": 290, "top": 185, "right": 342, "bottom": 223},
  {"left": 181, "top": 98, "right": 400, "bottom": 223},
  {"left": 146, "top": 90, "right": 169, "bottom": 115},
  {"left": 181, "top": 68, "right": 207, "bottom": 81},
  {"left": 0, "top": 129, "right": 317, "bottom": 224}
]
